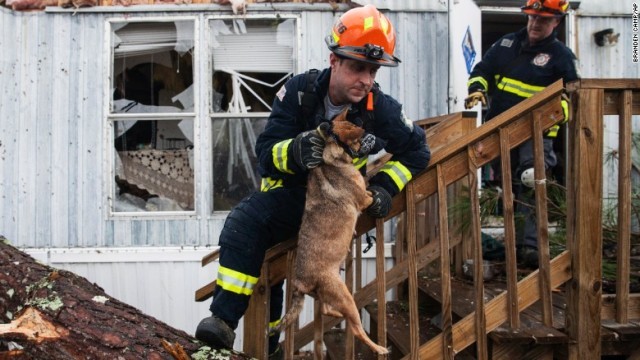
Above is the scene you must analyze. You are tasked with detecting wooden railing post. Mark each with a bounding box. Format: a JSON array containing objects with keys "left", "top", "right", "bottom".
[
  {"left": 616, "top": 90, "right": 633, "bottom": 324},
  {"left": 565, "top": 87, "right": 604, "bottom": 360}
]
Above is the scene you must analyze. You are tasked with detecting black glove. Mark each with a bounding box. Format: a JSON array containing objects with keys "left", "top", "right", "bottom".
[
  {"left": 366, "top": 185, "right": 392, "bottom": 218},
  {"left": 346, "top": 133, "right": 377, "bottom": 158},
  {"left": 292, "top": 126, "right": 326, "bottom": 171}
]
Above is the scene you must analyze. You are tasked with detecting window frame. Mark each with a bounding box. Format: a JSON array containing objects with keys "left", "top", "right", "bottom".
[
  {"left": 103, "top": 13, "right": 302, "bottom": 220},
  {"left": 105, "top": 16, "right": 200, "bottom": 219},
  {"left": 206, "top": 14, "right": 300, "bottom": 214}
]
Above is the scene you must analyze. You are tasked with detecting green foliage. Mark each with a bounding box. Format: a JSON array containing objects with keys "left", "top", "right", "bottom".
[{"left": 448, "top": 131, "right": 640, "bottom": 288}]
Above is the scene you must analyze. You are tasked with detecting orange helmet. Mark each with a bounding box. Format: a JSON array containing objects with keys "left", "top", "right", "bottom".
[
  {"left": 521, "top": 0, "right": 570, "bottom": 17},
  {"left": 325, "top": 4, "right": 400, "bottom": 67}
]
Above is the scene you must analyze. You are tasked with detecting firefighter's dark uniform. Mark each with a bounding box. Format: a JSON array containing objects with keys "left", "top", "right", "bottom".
[
  {"left": 467, "top": 27, "right": 578, "bottom": 249},
  {"left": 209, "top": 67, "right": 430, "bottom": 351}
]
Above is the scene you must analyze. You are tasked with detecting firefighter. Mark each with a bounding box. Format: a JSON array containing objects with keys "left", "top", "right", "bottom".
[
  {"left": 464, "top": 0, "right": 579, "bottom": 268},
  {"left": 196, "top": 5, "right": 430, "bottom": 358}
]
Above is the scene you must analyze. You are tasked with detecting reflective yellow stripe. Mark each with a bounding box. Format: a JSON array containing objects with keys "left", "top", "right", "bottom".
[
  {"left": 352, "top": 157, "right": 367, "bottom": 170},
  {"left": 467, "top": 76, "right": 489, "bottom": 92},
  {"left": 363, "top": 16, "right": 373, "bottom": 30},
  {"left": 272, "top": 139, "right": 295, "bottom": 175},
  {"left": 561, "top": 98, "right": 569, "bottom": 123},
  {"left": 546, "top": 125, "right": 559, "bottom": 138},
  {"left": 261, "top": 177, "right": 283, "bottom": 192},
  {"left": 494, "top": 75, "right": 545, "bottom": 98},
  {"left": 381, "top": 161, "right": 412, "bottom": 191},
  {"left": 269, "top": 318, "right": 281, "bottom": 330},
  {"left": 216, "top": 266, "right": 259, "bottom": 296}
]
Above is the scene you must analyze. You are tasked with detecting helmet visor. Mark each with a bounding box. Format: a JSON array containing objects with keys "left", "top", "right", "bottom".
[{"left": 325, "top": 36, "right": 401, "bottom": 67}]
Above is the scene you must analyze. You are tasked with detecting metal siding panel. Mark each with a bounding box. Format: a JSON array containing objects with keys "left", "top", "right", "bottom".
[
  {"left": 386, "top": 12, "right": 449, "bottom": 121},
  {"left": 79, "top": 14, "right": 105, "bottom": 247},
  {"left": 576, "top": 16, "right": 640, "bottom": 79},
  {"left": 183, "top": 218, "right": 199, "bottom": 245},
  {"left": 299, "top": 11, "right": 333, "bottom": 71},
  {"left": 167, "top": 220, "right": 184, "bottom": 245},
  {"left": 36, "top": 15, "right": 54, "bottom": 248},
  {"left": 113, "top": 219, "right": 132, "bottom": 245},
  {"left": 147, "top": 220, "right": 167, "bottom": 245},
  {"left": 17, "top": 15, "right": 41, "bottom": 247},
  {"left": 577, "top": 0, "right": 636, "bottom": 16},
  {"left": 66, "top": 14, "right": 87, "bottom": 248},
  {"left": 51, "top": 15, "right": 72, "bottom": 248},
  {"left": 356, "top": 0, "right": 447, "bottom": 12},
  {"left": 0, "top": 10, "right": 20, "bottom": 242}
]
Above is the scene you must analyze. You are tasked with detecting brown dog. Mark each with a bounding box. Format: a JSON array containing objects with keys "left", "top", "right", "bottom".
[{"left": 272, "top": 109, "right": 389, "bottom": 355}]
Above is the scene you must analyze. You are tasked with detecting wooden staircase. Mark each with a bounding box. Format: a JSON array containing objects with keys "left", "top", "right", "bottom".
[{"left": 195, "top": 79, "right": 640, "bottom": 359}]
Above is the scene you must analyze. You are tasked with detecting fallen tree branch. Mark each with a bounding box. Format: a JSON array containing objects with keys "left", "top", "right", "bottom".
[{"left": 0, "top": 236, "right": 251, "bottom": 359}]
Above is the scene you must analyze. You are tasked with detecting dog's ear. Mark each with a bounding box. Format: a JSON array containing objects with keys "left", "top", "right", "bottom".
[{"left": 332, "top": 108, "right": 349, "bottom": 124}]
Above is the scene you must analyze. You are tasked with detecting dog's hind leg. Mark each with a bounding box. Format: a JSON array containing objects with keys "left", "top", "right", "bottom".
[
  {"left": 317, "top": 275, "right": 389, "bottom": 355},
  {"left": 320, "top": 302, "right": 344, "bottom": 318}
]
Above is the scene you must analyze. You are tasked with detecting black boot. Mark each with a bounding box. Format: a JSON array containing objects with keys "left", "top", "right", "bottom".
[{"left": 195, "top": 316, "right": 236, "bottom": 349}]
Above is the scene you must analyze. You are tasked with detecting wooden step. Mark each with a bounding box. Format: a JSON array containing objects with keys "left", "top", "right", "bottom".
[
  {"left": 418, "top": 277, "right": 569, "bottom": 345},
  {"left": 364, "top": 301, "right": 436, "bottom": 359}
]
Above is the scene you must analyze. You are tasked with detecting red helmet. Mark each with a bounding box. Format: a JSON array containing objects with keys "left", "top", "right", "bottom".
[
  {"left": 522, "top": 0, "right": 570, "bottom": 17},
  {"left": 325, "top": 4, "right": 400, "bottom": 67}
]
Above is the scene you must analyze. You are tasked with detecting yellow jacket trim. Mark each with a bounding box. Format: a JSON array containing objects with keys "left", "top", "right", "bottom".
[
  {"left": 269, "top": 318, "right": 281, "bottom": 330},
  {"left": 216, "top": 266, "right": 259, "bottom": 296},
  {"left": 353, "top": 157, "right": 367, "bottom": 170},
  {"left": 561, "top": 98, "right": 569, "bottom": 123},
  {"left": 272, "top": 139, "right": 295, "bottom": 175},
  {"left": 495, "top": 75, "right": 545, "bottom": 98},
  {"left": 381, "top": 161, "right": 412, "bottom": 191},
  {"left": 467, "top": 76, "right": 489, "bottom": 92},
  {"left": 261, "top": 177, "right": 284, "bottom": 192},
  {"left": 546, "top": 125, "right": 560, "bottom": 138}
]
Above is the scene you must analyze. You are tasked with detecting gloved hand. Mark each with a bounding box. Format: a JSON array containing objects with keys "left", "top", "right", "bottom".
[
  {"left": 346, "top": 133, "right": 377, "bottom": 158},
  {"left": 366, "top": 185, "right": 392, "bottom": 218},
  {"left": 464, "top": 90, "right": 487, "bottom": 109},
  {"left": 292, "top": 125, "right": 327, "bottom": 171}
]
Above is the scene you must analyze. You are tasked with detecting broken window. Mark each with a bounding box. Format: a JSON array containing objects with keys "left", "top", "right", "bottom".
[
  {"left": 109, "top": 19, "right": 196, "bottom": 212},
  {"left": 209, "top": 17, "right": 296, "bottom": 211},
  {"left": 106, "top": 16, "right": 298, "bottom": 215}
]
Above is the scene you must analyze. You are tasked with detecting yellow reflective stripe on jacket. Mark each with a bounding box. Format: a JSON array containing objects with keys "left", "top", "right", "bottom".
[
  {"left": 546, "top": 125, "right": 560, "bottom": 138},
  {"left": 261, "top": 177, "right": 283, "bottom": 192},
  {"left": 494, "top": 75, "right": 545, "bottom": 98},
  {"left": 467, "top": 76, "right": 489, "bottom": 92},
  {"left": 381, "top": 161, "right": 412, "bottom": 191},
  {"left": 269, "top": 318, "right": 281, "bottom": 330},
  {"left": 272, "top": 139, "right": 295, "bottom": 174},
  {"left": 561, "top": 98, "right": 569, "bottom": 123},
  {"left": 216, "top": 266, "right": 259, "bottom": 296},
  {"left": 353, "top": 157, "right": 367, "bottom": 170}
]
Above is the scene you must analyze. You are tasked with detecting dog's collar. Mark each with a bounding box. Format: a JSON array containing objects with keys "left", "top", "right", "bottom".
[{"left": 325, "top": 124, "right": 357, "bottom": 158}]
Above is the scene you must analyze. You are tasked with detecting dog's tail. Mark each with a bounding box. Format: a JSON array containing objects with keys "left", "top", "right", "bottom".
[{"left": 271, "top": 287, "right": 305, "bottom": 334}]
